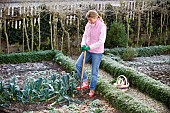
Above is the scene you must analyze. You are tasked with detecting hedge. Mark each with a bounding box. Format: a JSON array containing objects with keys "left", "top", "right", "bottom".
[
  {"left": 53, "top": 52, "right": 157, "bottom": 113},
  {"left": 0, "top": 50, "right": 57, "bottom": 64},
  {"left": 104, "top": 45, "right": 170, "bottom": 57},
  {"left": 54, "top": 52, "right": 76, "bottom": 72},
  {"left": 100, "top": 55, "right": 170, "bottom": 108},
  {"left": 96, "top": 79, "right": 156, "bottom": 113}
]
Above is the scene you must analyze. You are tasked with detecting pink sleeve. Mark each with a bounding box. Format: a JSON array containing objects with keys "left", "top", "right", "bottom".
[
  {"left": 81, "top": 30, "right": 86, "bottom": 47},
  {"left": 81, "top": 23, "right": 88, "bottom": 47}
]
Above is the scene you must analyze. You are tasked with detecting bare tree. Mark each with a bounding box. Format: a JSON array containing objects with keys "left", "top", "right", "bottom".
[
  {"left": 77, "top": 15, "right": 80, "bottom": 41},
  {"left": 145, "top": 0, "right": 154, "bottom": 46},
  {"left": 31, "top": 16, "right": 34, "bottom": 51},
  {"left": 158, "top": 1, "right": 168, "bottom": 44},
  {"left": 76, "top": 11, "right": 82, "bottom": 47},
  {"left": 0, "top": 19, "right": 2, "bottom": 53},
  {"left": 38, "top": 9, "right": 41, "bottom": 50},
  {"left": 59, "top": 14, "right": 70, "bottom": 54},
  {"left": 136, "top": 0, "right": 142, "bottom": 47},
  {"left": 126, "top": 12, "right": 130, "bottom": 47},
  {"left": 3, "top": 7, "right": 10, "bottom": 53},
  {"left": 53, "top": 13, "right": 59, "bottom": 49},
  {"left": 22, "top": 20, "right": 25, "bottom": 52},
  {"left": 60, "top": 18, "right": 64, "bottom": 51},
  {"left": 23, "top": 15, "right": 30, "bottom": 52},
  {"left": 163, "top": 3, "right": 169, "bottom": 45},
  {"left": 165, "top": 13, "right": 169, "bottom": 45},
  {"left": 49, "top": 12, "right": 54, "bottom": 49},
  {"left": 4, "top": 20, "right": 10, "bottom": 53}
]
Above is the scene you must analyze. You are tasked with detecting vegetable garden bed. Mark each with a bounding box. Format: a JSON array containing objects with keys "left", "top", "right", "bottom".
[
  {"left": 124, "top": 55, "right": 170, "bottom": 87},
  {"left": 0, "top": 49, "right": 169, "bottom": 113},
  {"left": 0, "top": 51, "right": 118, "bottom": 113},
  {"left": 0, "top": 61, "right": 77, "bottom": 112}
]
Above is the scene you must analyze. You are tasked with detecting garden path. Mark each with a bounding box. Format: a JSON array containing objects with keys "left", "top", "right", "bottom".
[
  {"left": 73, "top": 54, "right": 170, "bottom": 113},
  {"left": 84, "top": 63, "right": 170, "bottom": 113}
]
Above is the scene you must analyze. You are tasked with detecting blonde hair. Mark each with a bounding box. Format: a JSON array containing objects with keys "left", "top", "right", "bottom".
[{"left": 86, "top": 10, "right": 104, "bottom": 23}]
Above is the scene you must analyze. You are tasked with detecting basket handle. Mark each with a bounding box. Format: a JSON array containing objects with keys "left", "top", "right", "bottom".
[{"left": 116, "top": 75, "right": 128, "bottom": 85}]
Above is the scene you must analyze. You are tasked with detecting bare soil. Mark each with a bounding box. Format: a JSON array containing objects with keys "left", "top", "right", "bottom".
[{"left": 124, "top": 55, "right": 170, "bottom": 87}]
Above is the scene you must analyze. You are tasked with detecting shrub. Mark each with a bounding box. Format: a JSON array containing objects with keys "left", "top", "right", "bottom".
[
  {"left": 136, "top": 45, "right": 170, "bottom": 57},
  {"left": 122, "top": 47, "right": 138, "bottom": 61},
  {"left": 105, "top": 21, "right": 127, "bottom": 48}
]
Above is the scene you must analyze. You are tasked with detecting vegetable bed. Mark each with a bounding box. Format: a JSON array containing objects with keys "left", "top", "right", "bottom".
[
  {"left": 0, "top": 61, "right": 78, "bottom": 112},
  {"left": 0, "top": 50, "right": 169, "bottom": 113},
  {"left": 0, "top": 51, "right": 118, "bottom": 113},
  {"left": 124, "top": 55, "right": 170, "bottom": 87}
]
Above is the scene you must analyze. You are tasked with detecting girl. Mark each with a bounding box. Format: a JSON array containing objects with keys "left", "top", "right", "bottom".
[{"left": 76, "top": 10, "right": 107, "bottom": 97}]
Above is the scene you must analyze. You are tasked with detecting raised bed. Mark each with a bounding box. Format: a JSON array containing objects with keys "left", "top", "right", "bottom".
[{"left": 0, "top": 50, "right": 117, "bottom": 113}]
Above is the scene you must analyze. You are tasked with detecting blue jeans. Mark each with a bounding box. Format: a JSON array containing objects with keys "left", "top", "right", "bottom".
[{"left": 75, "top": 51, "right": 102, "bottom": 90}]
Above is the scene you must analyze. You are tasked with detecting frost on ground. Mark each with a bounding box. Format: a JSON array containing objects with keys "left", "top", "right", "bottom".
[
  {"left": 29, "top": 99, "right": 118, "bottom": 113},
  {"left": 124, "top": 55, "right": 170, "bottom": 86}
]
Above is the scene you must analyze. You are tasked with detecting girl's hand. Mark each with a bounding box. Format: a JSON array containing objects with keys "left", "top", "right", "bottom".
[
  {"left": 81, "top": 45, "right": 86, "bottom": 51},
  {"left": 81, "top": 45, "right": 90, "bottom": 51}
]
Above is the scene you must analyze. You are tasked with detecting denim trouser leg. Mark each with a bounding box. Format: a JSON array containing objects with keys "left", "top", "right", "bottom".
[
  {"left": 90, "top": 53, "right": 102, "bottom": 90},
  {"left": 75, "top": 51, "right": 91, "bottom": 82}
]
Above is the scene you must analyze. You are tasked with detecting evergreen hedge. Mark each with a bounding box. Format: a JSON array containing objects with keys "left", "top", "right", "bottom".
[
  {"left": 104, "top": 45, "right": 170, "bottom": 57},
  {"left": 100, "top": 55, "right": 170, "bottom": 108},
  {"left": 54, "top": 52, "right": 76, "bottom": 72},
  {"left": 0, "top": 50, "right": 57, "bottom": 64},
  {"left": 96, "top": 79, "right": 156, "bottom": 113}
]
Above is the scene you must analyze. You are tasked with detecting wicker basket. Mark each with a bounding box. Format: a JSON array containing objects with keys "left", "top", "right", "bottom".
[{"left": 114, "top": 75, "right": 129, "bottom": 91}]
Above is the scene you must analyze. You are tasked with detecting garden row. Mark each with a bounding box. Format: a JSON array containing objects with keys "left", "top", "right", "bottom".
[
  {"left": 104, "top": 45, "right": 170, "bottom": 60},
  {"left": 0, "top": 73, "right": 77, "bottom": 105},
  {"left": 0, "top": 49, "right": 157, "bottom": 113}
]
